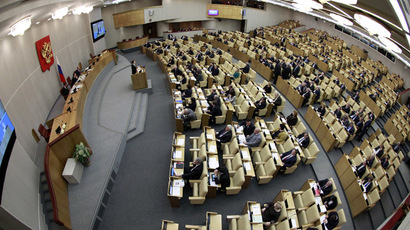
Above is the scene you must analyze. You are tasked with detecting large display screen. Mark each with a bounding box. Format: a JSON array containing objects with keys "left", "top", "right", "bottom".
[
  {"left": 91, "top": 19, "right": 106, "bottom": 43},
  {"left": 0, "top": 100, "right": 16, "bottom": 203}
]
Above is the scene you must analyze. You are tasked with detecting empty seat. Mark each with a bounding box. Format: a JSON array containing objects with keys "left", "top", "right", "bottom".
[
  {"left": 297, "top": 204, "right": 320, "bottom": 227},
  {"left": 302, "top": 142, "right": 319, "bottom": 164},
  {"left": 224, "top": 152, "right": 243, "bottom": 177},
  {"left": 293, "top": 188, "right": 316, "bottom": 210},
  {"left": 226, "top": 167, "right": 245, "bottom": 195},
  {"left": 255, "top": 158, "right": 277, "bottom": 184},
  {"left": 189, "top": 177, "right": 208, "bottom": 205}
]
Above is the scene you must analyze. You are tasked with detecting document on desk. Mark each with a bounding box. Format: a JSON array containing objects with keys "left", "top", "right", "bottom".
[
  {"left": 290, "top": 218, "right": 297, "bottom": 228},
  {"left": 206, "top": 134, "right": 214, "bottom": 140},
  {"left": 174, "top": 150, "right": 182, "bottom": 159},
  {"left": 251, "top": 204, "right": 261, "bottom": 215},
  {"left": 177, "top": 139, "right": 184, "bottom": 146},
  {"left": 315, "top": 197, "right": 322, "bottom": 205},
  {"left": 320, "top": 214, "right": 326, "bottom": 223},
  {"left": 320, "top": 205, "right": 327, "bottom": 213},
  {"left": 260, "top": 122, "right": 266, "bottom": 128},
  {"left": 238, "top": 134, "right": 246, "bottom": 144},
  {"left": 269, "top": 143, "right": 277, "bottom": 152},
  {"left": 171, "top": 187, "right": 181, "bottom": 196},
  {"left": 209, "top": 158, "right": 219, "bottom": 169},
  {"left": 243, "top": 162, "right": 251, "bottom": 171},
  {"left": 272, "top": 153, "right": 280, "bottom": 162},
  {"left": 209, "top": 145, "right": 217, "bottom": 153},
  {"left": 236, "top": 126, "right": 244, "bottom": 133},
  {"left": 252, "top": 215, "right": 263, "bottom": 223},
  {"left": 242, "top": 150, "right": 250, "bottom": 159},
  {"left": 264, "top": 129, "right": 270, "bottom": 135},
  {"left": 173, "top": 179, "right": 185, "bottom": 187}
]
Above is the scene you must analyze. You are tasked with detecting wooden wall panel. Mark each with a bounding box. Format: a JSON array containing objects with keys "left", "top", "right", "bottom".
[
  {"left": 207, "top": 4, "right": 242, "bottom": 20},
  {"left": 113, "top": 9, "right": 145, "bottom": 28}
]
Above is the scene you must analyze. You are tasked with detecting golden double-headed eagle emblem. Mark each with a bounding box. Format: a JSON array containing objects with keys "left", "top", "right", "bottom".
[{"left": 41, "top": 42, "right": 53, "bottom": 64}]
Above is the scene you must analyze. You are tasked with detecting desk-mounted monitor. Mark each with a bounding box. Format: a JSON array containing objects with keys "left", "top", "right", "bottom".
[{"left": 208, "top": 9, "right": 219, "bottom": 16}]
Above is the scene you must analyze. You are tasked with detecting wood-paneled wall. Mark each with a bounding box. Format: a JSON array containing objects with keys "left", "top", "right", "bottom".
[
  {"left": 207, "top": 4, "right": 243, "bottom": 20},
  {"left": 113, "top": 9, "right": 145, "bottom": 28}
]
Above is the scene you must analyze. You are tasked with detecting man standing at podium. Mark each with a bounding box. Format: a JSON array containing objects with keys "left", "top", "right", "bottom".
[{"left": 131, "top": 60, "right": 137, "bottom": 74}]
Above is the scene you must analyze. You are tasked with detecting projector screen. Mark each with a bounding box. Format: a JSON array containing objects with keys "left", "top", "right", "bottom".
[
  {"left": 208, "top": 9, "right": 219, "bottom": 16},
  {"left": 91, "top": 19, "right": 106, "bottom": 43},
  {"left": 0, "top": 100, "right": 16, "bottom": 204}
]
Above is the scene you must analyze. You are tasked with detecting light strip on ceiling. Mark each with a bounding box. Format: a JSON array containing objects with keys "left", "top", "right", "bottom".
[
  {"left": 330, "top": 13, "right": 353, "bottom": 26},
  {"left": 389, "top": 0, "right": 409, "bottom": 33},
  {"left": 52, "top": 7, "right": 68, "bottom": 20},
  {"left": 347, "top": 4, "right": 402, "bottom": 31},
  {"left": 354, "top": 14, "right": 391, "bottom": 38},
  {"left": 379, "top": 36, "right": 402, "bottom": 53},
  {"left": 9, "top": 16, "right": 31, "bottom": 36},
  {"left": 326, "top": 2, "right": 353, "bottom": 19}
]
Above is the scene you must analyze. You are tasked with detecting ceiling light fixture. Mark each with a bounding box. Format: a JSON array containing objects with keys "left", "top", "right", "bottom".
[
  {"left": 72, "top": 6, "right": 94, "bottom": 15},
  {"left": 9, "top": 16, "right": 31, "bottom": 36},
  {"left": 379, "top": 37, "right": 402, "bottom": 53},
  {"left": 293, "top": 0, "right": 323, "bottom": 9},
  {"left": 389, "top": 0, "right": 409, "bottom": 33},
  {"left": 330, "top": 13, "right": 353, "bottom": 26},
  {"left": 354, "top": 14, "right": 391, "bottom": 38},
  {"left": 319, "top": 0, "right": 357, "bottom": 4},
  {"left": 52, "top": 7, "right": 68, "bottom": 20}
]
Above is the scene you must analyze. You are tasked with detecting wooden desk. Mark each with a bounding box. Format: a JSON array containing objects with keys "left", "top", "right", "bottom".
[
  {"left": 117, "top": 36, "right": 148, "bottom": 50},
  {"left": 50, "top": 50, "right": 115, "bottom": 142},
  {"left": 131, "top": 68, "right": 148, "bottom": 90},
  {"left": 242, "top": 161, "right": 255, "bottom": 188}
]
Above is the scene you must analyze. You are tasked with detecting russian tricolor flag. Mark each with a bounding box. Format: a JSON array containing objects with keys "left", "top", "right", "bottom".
[{"left": 56, "top": 57, "right": 66, "bottom": 84}]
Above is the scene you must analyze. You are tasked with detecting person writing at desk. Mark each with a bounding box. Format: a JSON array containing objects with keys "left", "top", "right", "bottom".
[
  {"left": 323, "top": 211, "right": 339, "bottom": 230},
  {"left": 261, "top": 202, "right": 282, "bottom": 227},
  {"left": 176, "top": 158, "right": 203, "bottom": 183},
  {"left": 213, "top": 166, "right": 230, "bottom": 192},
  {"left": 323, "top": 194, "right": 338, "bottom": 210}
]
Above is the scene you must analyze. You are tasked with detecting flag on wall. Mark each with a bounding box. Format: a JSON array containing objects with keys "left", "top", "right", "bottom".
[{"left": 56, "top": 57, "right": 66, "bottom": 84}]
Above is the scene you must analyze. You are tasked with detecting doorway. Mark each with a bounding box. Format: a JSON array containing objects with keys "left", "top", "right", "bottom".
[{"left": 143, "top": 22, "right": 158, "bottom": 39}]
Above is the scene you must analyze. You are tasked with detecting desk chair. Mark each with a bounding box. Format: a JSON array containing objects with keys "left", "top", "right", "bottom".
[
  {"left": 293, "top": 188, "right": 315, "bottom": 211},
  {"left": 284, "top": 154, "right": 301, "bottom": 174},
  {"left": 189, "top": 177, "right": 208, "bottom": 205},
  {"left": 297, "top": 204, "right": 320, "bottom": 228},
  {"left": 227, "top": 214, "right": 250, "bottom": 230},
  {"left": 224, "top": 152, "right": 243, "bottom": 177},
  {"left": 38, "top": 124, "right": 51, "bottom": 143},
  {"left": 223, "top": 138, "right": 239, "bottom": 157},
  {"left": 291, "top": 122, "right": 306, "bottom": 137},
  {"left": 333, "top": 209, "right": 347, "bottom": 230},
  {"left": 226, "top": 167, "right": 245, "bottom": 195},
  {"left": 302, "top": 142, "right": 319, "bottom": 164},
  {"left": 252, "top": 145, "right": 271, "bottom": 164},
  {"left": 190, "top": 107, "right": 203, "bottom": 129},
  {"left": 255, "top": 158, "right": 277, "bottom": 184}
]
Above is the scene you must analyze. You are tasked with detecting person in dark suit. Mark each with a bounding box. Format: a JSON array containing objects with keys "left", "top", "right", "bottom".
[
  {"left": 187, "top": 98, "right": 197, "bottom": 111},
  {"left": 241, "top": 61, "right": 250, "bottom": 73},
  {"left": 254, "top": 97, "right": 267, "bottom": 115},
  {"left": 352, "top": 91, "right": 360, "bottom": 102},
  {"left": 302, "top": 88, "right": 311, "bottom": 106},
  {"left": 392, "top": 142, "right": 401, "bottom": 153},
  {"left": 356, "top": 117, "right": 364, "bottom": 133},
  {"left": 281, "top": 64, "right": 291, "bottom": 80},
  {"left": 280, "top": 149, "right": 298, "bottom": 171},
  {"left": 333, "top": 107, "right": 342, "bottom": 119},
  {"left": 315, "top": 103, "right": 326, "bottom": 117},
  {"left": 380, "top": 157, "right": 389, "bottom": 169},
  {"left": 272, "top": 93, "right": 282, "bottom": 111},
  {"left": 240, "top": 119, "right": 255, "bottom": 137},
  {"left": 207, "top": 100, "right": 222, "bottom": 124},
  {"left": 286, "top": 110, "right": 298, "bottom": 127},
  {"left": 313, "top": 86, "right": 321, "bottom": 103},
  {"left": 373, "top": 144, "right": 384, "bottom": 158},
  {"left": 263, "top": 83, "right": 272, "bottom": 94},
  {"left": 350, "top": 112, "right": 360, "bottom": 124},
  {"left": 318, "top": 178, "right": 333, "bottom": 197},
  {"left": 182, "top": 84, "right": 192, "bottom": 99},
  {"left": 171, "top": 65, "right": 183, "bottom": 76},
  {"left": 72, "top": 72, "right": 79, "bottom": 85},
  {"left": 323, "top": 195, "right": 338, "bottom": 210},
  {"left": 346, "top": 123, "right": 355, "bottom": 136},
  {"left": 215, "top": 125, "right": 233, "bottom": 149},
  {"left": 311, "top": 61, "right": 318, "bottom": 70},
  {"left": 341, "top": 103, "right": 351, "bottom": 114},
  {"left": 212, "top": 66, "right": 220, "bottom": 76},
  {"left": 262, "top": 202, "right": 282, "bottom": 227},
  {"left": 324, "top": 211, "right": 339, "bottom": 230},
  {"left": 127, "top": 61, "right": 136, "bottom": 75},
  {"left": 213, "top": 166, "right": 230, "bottom": 191},
  {"left": 297, "top": 132, "right": 310, "bottom": 148},
  {"left": 207, "top": 89, "right": 218, "bottom": 102},
  {"left": 179, "top": 158, "right": 203, "bottom": 182},
  {"left": 355, "top": 155, "right": 374, "bottom": 177},
  {"left": 293, "top": 64, "right": 300, "bottom": 77},
  {"left": 61, "top": 82, "right": 70, "bottom": 98},
  {"left": 362, "top": 176, "right": 374, "bottom": 193},
  {"left": 273, "top": 61, "right": 282, "bottom": 84}
]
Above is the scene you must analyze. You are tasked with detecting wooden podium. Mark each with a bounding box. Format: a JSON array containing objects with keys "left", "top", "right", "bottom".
[{"left": 131, "top": 69, "right": 147, "bottom": 90}]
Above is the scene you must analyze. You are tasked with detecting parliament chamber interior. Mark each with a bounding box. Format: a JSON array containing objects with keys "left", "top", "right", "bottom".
[{"left": 0, "top": 0, "right": 410, "bottom": 230}]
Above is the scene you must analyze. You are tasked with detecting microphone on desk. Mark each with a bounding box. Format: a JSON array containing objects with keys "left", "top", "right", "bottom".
[
  {"left": 68, "top": 97, "right": 74, "bottom": 104},
  {"left": 55, "top": 126, "right": 61, "bottom": 134},
  {"left": 67, "top": 107, "right": 72, "bottom": 113}
]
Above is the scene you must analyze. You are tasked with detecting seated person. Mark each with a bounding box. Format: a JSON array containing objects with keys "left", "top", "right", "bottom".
[
  {"left": 317, "top": 178, "right": 333, "bottom": 197},
  {"left": 355, "top": 155, "right": 374, "bottom": 178},
  {"left": 176, "top": 158, "right": 203, "bottom": 182},
  {"left": 261, "top": 202, "right": 282, "bottom": 227},
  {"left": 171, "top": 65, "right": 183, "bottom": 76},
  {"left": 182, "top": 84, "right": 193, "bottom": 99},
  {"left": 323, "top": 211, "right": 339, "bottom": 230},
  {"left": 272, "top": 93, "right": 282, "bottom": 111},
  {"left": 271, "top": 124, "right": 287, "bottom": 143},
  {"left": 296, "top": 132, "right": 310, "bottom": 148},
  {"left": 380, "top": 157, "right": 389, "bottom": 169},
  {"left": 213, "top": 166, "right": 230, "bottom": 192},
  {"left": 263, "top": 83, "right": 272, "bottom": 94},
  {"left": 286, "top": 110, "right": 298, "bottom": 127},
  {"left": 373, "top": 144, "right": 384, "bottom": 158},
  {"left": 315, "top": 103, "right": 326, "bottom": 117},
  {"left": 206, "top": 89, "right": 217, "bottom": 102},
  {"left": 345, "top": 122, "right": 355, "bottom": 136},
  {"left": 362, "top": 176, "right": 374, "bottom": 193},
  {"left": 280, "top": 149, "right": 298, "bottom": 171},
  {"left": 232, "top": 69, "right": 240, "bottom": 80},
  {"left": 215, "top": 125, "right": 233, "bottom": 150},
  {"left": 226, "top": 91, "right": 236, "bottom": 105},
  {"left": 323, "top": 195, "right": 338, "bottom": 210},
  {"left": 254, "top": 97, "right": 267, "bottom": 115},
  {"left": 182, "top": 108, "right": 197, "bottom": 130},
  {"left": 341, "top": 103, "right": 351, "bottom": 114},
  {"left": 240, "top": 119, "right": 255, "bottom": 137},
  {"left": 352, "top": 91, "right": 360, "bottom": 102},
  {"left": 333, "top": 107, "right": 342, "bottom": 119},
  {"left": 186, "top": 98, "right": 197, "bottom": 111},
  {"left": 243, "top": 128, "right": 262, "bottom": 149},
  {"left": 225, "top": 85, "right": 235, "bottom": 97},
  {"left": 241, "top": 61, "right": 250, "bottom": 73},
  {"left": 392, "top": 142, "right": 401, "bottom": 153},
  {"left": 302, "top": 88, "right": 311, "bottom": 105},
  {"left": 211, "top": 65, "right": 220, "bottom": 76}
]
